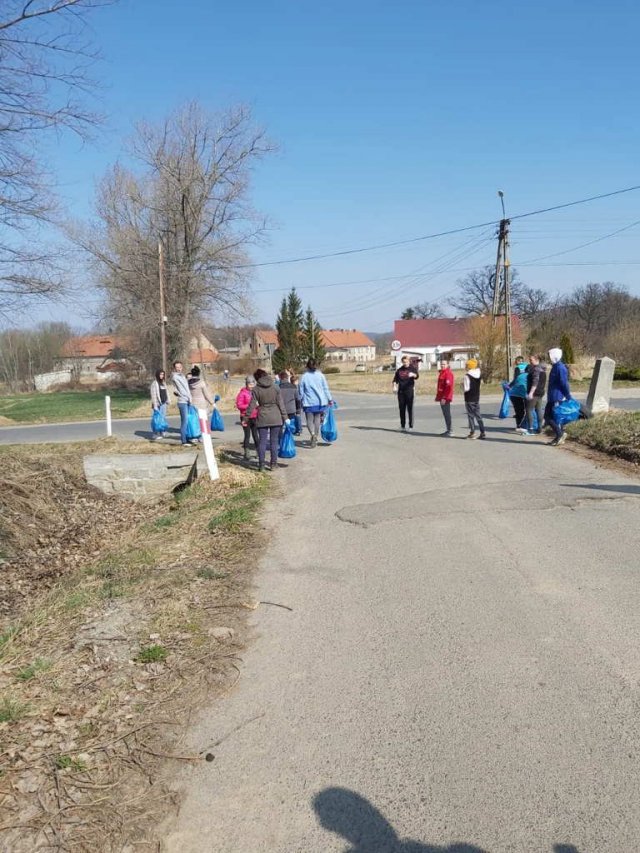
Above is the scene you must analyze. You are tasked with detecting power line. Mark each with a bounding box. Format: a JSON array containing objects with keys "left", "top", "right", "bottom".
[
  {"left": 518, "top": 219, "right": 640, "bottom": 264},
  {"left": 238, "top": 182, "right": 640, "bottom": 269}
]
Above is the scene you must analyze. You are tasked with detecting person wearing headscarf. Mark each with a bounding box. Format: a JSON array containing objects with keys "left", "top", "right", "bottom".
[{"left": 545, "top": 347, "right": 572, "bottom": 446}]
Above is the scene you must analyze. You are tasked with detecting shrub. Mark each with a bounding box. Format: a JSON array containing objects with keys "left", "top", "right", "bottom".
[
  {"left": 324, "top": 366, "right": 340, "bottom": 374},
  {"left": 613, "top": 366, "right": 640, "bottom": 381}
]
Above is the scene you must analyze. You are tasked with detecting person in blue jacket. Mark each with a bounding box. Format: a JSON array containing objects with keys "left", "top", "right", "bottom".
[
  {"left": 298, "top": 359, "right": 332, "bottom": 447},
  {"left": 545, "top": 346, "right": 572, "bottom": 446},
  {"left": 508, "top": 356, "right": 529, "bottom": 432}
]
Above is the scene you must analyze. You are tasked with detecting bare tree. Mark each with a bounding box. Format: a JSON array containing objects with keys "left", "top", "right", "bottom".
[
  {"left": 450, "top": 265, "right": 528, "bottom": 317},
  {"left": 400, "top": 301, "right": 444, "bottom": 320},
  {"left": 76, "top": 103, "right": 273, "bottom": 367},
  {"left": 0, "top": 0, "right": 108, "bottom": 316}
]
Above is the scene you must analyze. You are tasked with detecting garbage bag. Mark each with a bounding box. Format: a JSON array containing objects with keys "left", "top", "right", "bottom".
[
  {"left": 321, "top": 405, "right": 338, "bottom": 443},
  {"left": 210, "top": 408, "right": 225, "bottom": 431},
  {"left": 185, "top": 405, "right": 202, "bottom": 440},
  {"left": 499, "top": 389, "right": 511, "bottom": 419},
  {"left": 552, "top": 398, "right": 581, "bottom": 428},
  {"left": 278, "top": 421, "right": 296, "bottom": 459},
  {"left": 151, "top": 408, "right": 168, "bottom": 433}
]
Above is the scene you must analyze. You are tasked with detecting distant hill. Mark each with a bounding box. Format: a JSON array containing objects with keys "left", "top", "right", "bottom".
[{"left": 365, "top": 331, "right": 392, "bottom": 354}]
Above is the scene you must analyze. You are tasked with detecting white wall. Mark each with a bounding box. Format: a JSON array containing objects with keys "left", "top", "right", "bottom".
[{"left": 34, "top": 370, "right": 73, "bottom": 391}]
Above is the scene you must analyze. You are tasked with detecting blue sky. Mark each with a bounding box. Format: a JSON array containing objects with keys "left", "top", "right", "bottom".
[{"left": 46, "top": 0, "right": 640, "bottom": 332}]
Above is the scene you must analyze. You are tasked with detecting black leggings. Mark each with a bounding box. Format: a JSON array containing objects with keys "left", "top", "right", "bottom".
[
  {"left": 242, "top": 421, "right": 259, "bottom": 450},
  {"left": 398, "top": 390, "right": 414, "bottom": 428},
  {"left": 512, "top": 397, "right": 527, "bottom": 428}
]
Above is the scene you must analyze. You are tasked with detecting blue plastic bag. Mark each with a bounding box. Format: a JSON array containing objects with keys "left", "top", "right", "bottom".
[
  {"left": 552, "top": 398, "right": 581, "bottom": 428},
  {"left": 151, "top": 408, "right": 168, "bottom": 433},
  {"left": 321, "top": 405, "right": 338, "bottom": 443},
  {"left": 278, "top": 421, "right": 297, "bottom": 459},
  {"left": 185, "top": 405, "right": 201, "bottom": 440},
  {"left": 210, "top": 408, "right": 225, "bottom": 431},
  {"left": 499, "top": 389, "right": 511, "bottom": 419}
]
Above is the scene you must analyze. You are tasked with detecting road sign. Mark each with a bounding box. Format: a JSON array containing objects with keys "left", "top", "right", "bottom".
[{"left": 391, "top": 339, "right": 402, "bottom": 351}]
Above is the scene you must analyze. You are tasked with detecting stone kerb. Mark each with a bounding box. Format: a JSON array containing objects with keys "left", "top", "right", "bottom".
[{"left": 84, "top": 451, "right": 200, "bottom": 502}]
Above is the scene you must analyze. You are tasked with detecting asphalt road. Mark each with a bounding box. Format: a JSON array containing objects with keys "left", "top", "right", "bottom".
[
  {"left": 161, "top": 393, "right": 640, "bottom": 853},
  {"left": 0, "top": 389, "right": 638, "bottom": 446}
]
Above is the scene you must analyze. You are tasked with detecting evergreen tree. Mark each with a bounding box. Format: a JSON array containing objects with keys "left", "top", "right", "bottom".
[
  {"left": 302, "top": 307, "right": 325, "bottom": 364},
  {"left": 559, "top": 331, "right": 575, "bottom": 364},
  {"left": 273, "top": 288, "right": 304, "bottom": 371}
]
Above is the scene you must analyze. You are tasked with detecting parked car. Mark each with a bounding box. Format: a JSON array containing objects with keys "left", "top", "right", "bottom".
[{"left": 354, "top": 363, "right": 367, "bottom": 373}]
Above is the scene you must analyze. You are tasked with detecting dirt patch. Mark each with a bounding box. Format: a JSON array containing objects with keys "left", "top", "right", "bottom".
[
  {"left": 0, "top": 415, "right": 14, "bottom": 426},
  {"left": 0, "top": 439, "right": 272, "bottom": 851}
]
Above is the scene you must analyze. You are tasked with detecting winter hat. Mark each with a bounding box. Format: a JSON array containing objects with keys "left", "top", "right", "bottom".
[
  {"left": 466, "top": 359, "right": 478, "bottom": 370},
  {"left": 548, "top": 347, "right": 563, "bottom": 365}
]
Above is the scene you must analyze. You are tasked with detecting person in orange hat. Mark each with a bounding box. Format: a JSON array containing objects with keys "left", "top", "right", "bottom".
[{"left": 463, "top": 358, "right": 486, "bottom": 439}]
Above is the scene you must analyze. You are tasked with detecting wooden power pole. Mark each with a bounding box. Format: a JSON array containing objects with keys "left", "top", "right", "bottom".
[{"left": 158, "top": 237, "right": 168, "bottom": 376}]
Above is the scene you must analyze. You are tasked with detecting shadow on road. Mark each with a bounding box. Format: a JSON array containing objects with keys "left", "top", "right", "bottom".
[
  {"left": 313, "top": 787, "right": 581, "bottom": 853},
  {"left": 560, "top": 482, "right": 640, "bottom": 495}
]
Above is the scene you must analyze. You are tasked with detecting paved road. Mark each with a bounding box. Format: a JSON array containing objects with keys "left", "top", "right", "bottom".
[
  {"left": 162, "top": 394, "right": 640, "bottom": 853},
  {"left": 0, "top": 389, "right": 638, "bottom": 446}
]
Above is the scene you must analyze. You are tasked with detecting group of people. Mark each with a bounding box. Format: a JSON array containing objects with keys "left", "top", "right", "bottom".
[
  {"left": 150, "top": 361, "right": 218, "bottom": 445},
  {"left": 236, "top": 359, "right": 333, "bottom": 471},
  {"left": 394, "top": 347, "right": 574, "bottom": 446}
]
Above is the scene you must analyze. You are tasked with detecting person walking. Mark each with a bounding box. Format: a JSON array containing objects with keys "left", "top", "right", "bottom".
[
  {"left": 171, "top": 361, "right": 195, "bottom": 446},
  {"left": 150, "top": 369, "right": 169, "bottom": 440},
  {"left": 298, "top": 359, "right": 332, "bottom": 447},
  {"left": 545, "top": 347, "right": 572, "bottom": 446},
  {"left": 463, "top": 359, "right": 486, "bottom": 439},
  {"left": 392, "top": 355, "right": 418, "bottom": 430},
  {"left": 508, "top": 356, "right": 529, "bottom": 432},
  {"left": 236, "top": 375, "right": 259, "bottom": 460},
  {"left": 435, "top": 358, "right": 454, "bottom": 436},
  {"left": 245, "top": 369, "right": 287, "bottom": 471},
  {"left": 278, "top": 370, "right": 301, "bottom": 428},
  {"left": 524, "top": 353, "right": 546, "bottom": 436},
  {"left": 188, "top": 366, "right": 214, "bottom": 417}
]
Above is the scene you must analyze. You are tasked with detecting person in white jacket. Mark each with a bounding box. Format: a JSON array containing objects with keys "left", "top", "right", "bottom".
[{"left": 171, "top": 361, "right": 194, "bottom": 446}]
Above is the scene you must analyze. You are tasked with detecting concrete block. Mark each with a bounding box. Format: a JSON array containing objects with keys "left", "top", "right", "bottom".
[
  {"left": 586, "top": 356, "right": 616, "bottom": 415},
  {"left": 84, "top": 452, "right": 199, "bottom": 502}
]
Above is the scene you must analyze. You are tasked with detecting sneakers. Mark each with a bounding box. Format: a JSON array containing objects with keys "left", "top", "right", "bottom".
[
  {"left": 515, "top": 427, "right": 528, "bottom": 434},
  {"left": 400, "top": 425, "right": 406, "bottom": 431},
  {"left": 467, "top": 431, "right": 478, "bottom": 440},
  {"left": 310, "top": 434, "right": 318, "bottom": 448},
  {"left": 556, "top": 432, "right": 567, "bottom": 446},
  {"left": 479, "top": 433, "right": 487, "bottom": 440},
  {"left": 441, "top": 430, "right": 453, "bottom": 437},
  {"left": 547, "top": 437, "right": 559, "bottom": 446}
]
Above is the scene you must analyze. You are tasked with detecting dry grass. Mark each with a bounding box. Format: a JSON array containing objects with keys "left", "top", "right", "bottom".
[
  {"left": 0, "top": 440, "right": 271, "bottom": 851},
  {"left": 567, "top": 410, "right": 640, "bottom": 464}
]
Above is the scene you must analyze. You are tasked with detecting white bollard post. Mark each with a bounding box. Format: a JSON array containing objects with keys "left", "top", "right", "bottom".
[{"left": 105, "top": 395, "right": 112, "bottom": 437}]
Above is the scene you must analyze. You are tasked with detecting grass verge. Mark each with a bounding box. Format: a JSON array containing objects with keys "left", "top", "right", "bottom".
[
  {"left": 0, "top": 439, "right": 271, "bottom": 851},
  {"left": 0, "top": 388, "right": 148, "bottom": 424},
  {"left": 567, "top": 410, "right": 640, "bottom": 464}
]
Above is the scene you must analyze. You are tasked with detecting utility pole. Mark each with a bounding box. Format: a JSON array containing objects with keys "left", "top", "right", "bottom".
[
  {"left": 491, "top": 191, "right": 513, "bottom": 377},
  {"left": 311, "top": 313, "right": 316, "bottom": 359},
  {"left": 158, "top": 237, "right": 168, "bottom": 376}
]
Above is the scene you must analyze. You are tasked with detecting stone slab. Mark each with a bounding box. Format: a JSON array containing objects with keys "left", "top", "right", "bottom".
[{"left": 586, "top": 356, "right": 616, "bottom": 415}]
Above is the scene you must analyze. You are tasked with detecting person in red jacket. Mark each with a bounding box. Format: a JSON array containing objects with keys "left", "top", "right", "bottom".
[{"left": 435, "top": 358, "right": 454, "bottom": 436}]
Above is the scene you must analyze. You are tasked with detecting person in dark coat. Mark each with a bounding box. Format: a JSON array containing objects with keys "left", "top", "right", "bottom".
[
  {"left": 392, "top": 355, "right": 418, "bottom": 430},
  {"left": 525, "top": 353, "right": 546, "bottom": 435},
  {"left": 278, "top": 371, "right": 301, "bottom": 424},
  {"left": 245, "top": 369, "right": 287, "bottom": 471}
]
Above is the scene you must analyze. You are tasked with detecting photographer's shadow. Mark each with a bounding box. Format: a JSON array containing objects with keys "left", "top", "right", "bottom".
[{"left": 313, "top": 787, "right": 580, "bottom": 853}]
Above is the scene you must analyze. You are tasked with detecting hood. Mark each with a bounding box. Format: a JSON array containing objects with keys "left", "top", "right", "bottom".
[
  {"left": 548, "top": 348, "right": 563, "bottom": 365},
  {"left": 466, "top": 368, "right": 481, "bottom": 379},
  {"left": 257, "top": 375, "right": 274, "bottom": 389}
]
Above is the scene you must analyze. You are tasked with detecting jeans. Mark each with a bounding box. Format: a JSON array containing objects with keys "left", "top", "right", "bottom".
[
  {"left": 512, "top": 396, "right": 527, "bottom": 428},
  {"left": 242, "top": 420, "right": 259, "bottom": 451},
  {"left": 177, "top": 402, "right": 189, "bottom": 444},
  {"left": 439, "top": 400, "right": 452, "bottom": 432},
  {"left": 398, "top": 390, "right": 414, "bottom": 428},
  {"left": 305, "top": 410, "right": 323, "bottom": 437},
  {"left": 465, "top": 401, "right": 485, "bottom": 434},
  {"left": 544, "top": 400, "right": 564, "bottom": 439},
  {"left": 258, "top": 425, "right": 281, "bottom": 466},
  {"left": 526, "top": 397, "right": 543, "bottom": 432}
]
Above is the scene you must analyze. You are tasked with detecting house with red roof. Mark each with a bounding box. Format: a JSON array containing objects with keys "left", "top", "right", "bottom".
[
  {"left": 392, "top": 317, "right": 521, "bottom": 369},
  {"left": 321, "top": 329, "right": 376, "bottom": 363}
]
